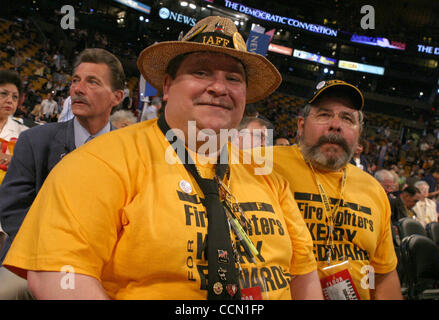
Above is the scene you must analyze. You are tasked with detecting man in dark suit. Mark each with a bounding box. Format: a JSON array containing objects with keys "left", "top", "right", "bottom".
[
  {"left": 389, "top": 186, "right": 421, "bottom": 225},
  {"left": 349, "top": 138, "right": 370, "bottom": 174},
  {"left": 0, "top": 48, "right": 125, "bottom": 299}
]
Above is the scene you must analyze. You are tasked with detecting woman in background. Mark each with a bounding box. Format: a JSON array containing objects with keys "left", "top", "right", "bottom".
[
  {"left": 0, "top": 70, "right": 28, "bottom": 176},
  {"left": 413, "top": 180, "right": 438, "bottom": 227}
]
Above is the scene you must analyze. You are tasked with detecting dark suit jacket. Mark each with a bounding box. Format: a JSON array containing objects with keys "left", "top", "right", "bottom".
[
  {"left": 349, "top": 155, "right": 370, "bottom": 174},
  {"left": 0, "top": 119, "right": 113, "bottom": 263},
  {"left": 389, "top": 196, "right": 409, "bottom": 225}
]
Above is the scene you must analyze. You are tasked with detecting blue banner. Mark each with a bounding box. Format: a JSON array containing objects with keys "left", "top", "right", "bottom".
[
  {"left": 139, "top": 75, "right": 157, "bottom": 98},
  {"left": 246, "top": 31, "right": 271, "bottom": 56},
  {"left": 138, "top": 75, "right": 158, "bottom": 116}
]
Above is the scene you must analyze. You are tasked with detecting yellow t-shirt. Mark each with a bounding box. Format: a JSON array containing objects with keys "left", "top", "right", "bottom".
[
  {"left": 4, "top": 120, "right": 316, "bottom": 300},
  {"left": 273, "top": 145, "right": 397, "bottom": 300}
]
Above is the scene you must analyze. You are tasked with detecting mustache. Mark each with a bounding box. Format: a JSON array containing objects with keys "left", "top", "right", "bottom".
[
  {"left": 71, "top": 95, "right": 89, "bottom": 104},
  {"left": 314, "top": 133, "right": 350, "bottom": 154},
  {"left": 193, "top": 98, "right": 232, "bottom": 110}
]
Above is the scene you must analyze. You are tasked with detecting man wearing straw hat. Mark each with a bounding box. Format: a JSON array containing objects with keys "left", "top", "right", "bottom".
[{"left": 3, "top": 16, "right": 322, "bottom": 300}]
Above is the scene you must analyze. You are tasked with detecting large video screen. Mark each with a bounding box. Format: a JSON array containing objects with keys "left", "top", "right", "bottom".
[
  {"left": 293, "top": 49, "right": 337, "bottom": 65},
  {"left": 338, "top": 60, "right": 385, "bottom": 75}
]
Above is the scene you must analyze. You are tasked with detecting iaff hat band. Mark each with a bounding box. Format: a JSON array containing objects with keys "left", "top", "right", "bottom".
[{"left": 189, "top": 32, "right": 235, "bottom": 50}]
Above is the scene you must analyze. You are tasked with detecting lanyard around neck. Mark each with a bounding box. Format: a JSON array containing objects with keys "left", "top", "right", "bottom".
[{"left": 299, "top": 149, "right": 347, "bottom": 264}]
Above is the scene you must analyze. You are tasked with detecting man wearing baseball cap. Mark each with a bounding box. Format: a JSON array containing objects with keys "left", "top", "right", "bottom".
[
  {"left": 274, "top": 80, "right": 403, "bottom": 299},
  {"left": 3, "top": 16, "right": 322, "bottom": 300}
]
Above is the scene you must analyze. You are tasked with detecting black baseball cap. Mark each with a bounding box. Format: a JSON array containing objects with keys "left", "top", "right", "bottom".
[{"left": 309, "top": 80, "right": 364, "bottom": 110}]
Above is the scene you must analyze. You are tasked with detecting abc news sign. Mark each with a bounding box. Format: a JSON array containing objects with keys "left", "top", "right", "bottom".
[{"left": 159, "top": 7, "right": 196, "bottom": 26}]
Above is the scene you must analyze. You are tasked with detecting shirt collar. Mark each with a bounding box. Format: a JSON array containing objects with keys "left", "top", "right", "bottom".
[{"left": 73, "top": 117, "right": 110, "bottom": 148}]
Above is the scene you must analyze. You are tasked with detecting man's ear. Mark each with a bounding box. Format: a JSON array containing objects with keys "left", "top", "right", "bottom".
[
  {"left": 112, "top": 89, "right": 124, "bottom": 107},
  {"left": 297, "top": 116, "right": 305, "bottom": 139},
  {"left": 162, "top": 75, "right": 172, "bottom": 103}
]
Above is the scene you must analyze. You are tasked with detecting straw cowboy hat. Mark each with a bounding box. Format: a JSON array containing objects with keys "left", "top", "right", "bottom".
[{"left": 137, "top": 16, "right": 282, "bottom": 103}]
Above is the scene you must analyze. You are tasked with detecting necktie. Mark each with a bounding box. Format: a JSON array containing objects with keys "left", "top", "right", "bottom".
[
  {"left": 85, "top": 135, "right": 94, "bottom": 143},
  {"left": 157, "top": 114, "right": 240, "bottom": 300},
  {"left": 202, "top": 178, "right": 240, "bottom": 300}
]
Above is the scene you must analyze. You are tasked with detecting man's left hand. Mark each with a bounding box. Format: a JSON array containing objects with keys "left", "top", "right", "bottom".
[{"left": 0, "top": 153, "right": 12, "bottom": 167}]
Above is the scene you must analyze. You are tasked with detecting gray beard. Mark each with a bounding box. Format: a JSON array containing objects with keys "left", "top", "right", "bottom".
[{"left": 299, "top": 133, "right": 355, "bottom": 171}]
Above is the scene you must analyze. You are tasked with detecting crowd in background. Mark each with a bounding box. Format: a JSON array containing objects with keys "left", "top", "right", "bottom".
[{"left": 1, "top": 17, "right": 141, "bottom": 128}]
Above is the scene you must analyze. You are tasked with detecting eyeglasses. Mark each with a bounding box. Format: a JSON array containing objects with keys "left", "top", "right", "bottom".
[
  {"left": 309, "top": 109, "right": 358, "bottom": 127},
  {"left": 0, "top": 90, "right": 19, "bottom": 102}
]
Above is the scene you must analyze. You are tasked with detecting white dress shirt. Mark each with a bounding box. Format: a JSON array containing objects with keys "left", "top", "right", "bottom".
[
  {"left": 41, "top": 99, "right": 58, "bottom": 117},
  {"left": 58, "top": 97, "right": 74, "bottom": 122},
  {"left": 413, "top": 198, "right": 438, "bottom": 227},
  {"left": 0, "top": 116, "right": 28, "bottom": 143}
]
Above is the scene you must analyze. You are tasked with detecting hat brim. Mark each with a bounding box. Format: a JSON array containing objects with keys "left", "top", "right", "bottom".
[
  {"left": 137, "top": 41, "right": 282, "bottom": 104},
  {"left": 309, "top": 83, "right": 364, "bottom": 110}
]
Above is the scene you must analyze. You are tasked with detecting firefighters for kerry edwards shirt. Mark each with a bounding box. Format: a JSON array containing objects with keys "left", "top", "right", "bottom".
[
  {"left": 274, "top": 145, "right": 397, "bottom": 300},
  {"left": 273, "top": 79, "right": 400, "bottom": 300}
]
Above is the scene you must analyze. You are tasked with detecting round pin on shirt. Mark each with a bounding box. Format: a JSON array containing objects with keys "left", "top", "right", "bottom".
[
  {"left": 179, "top": 180, "right": 193, "bottom": 194},
  {"left": 213, "top": 282, "right": 223, "bottom": 295}
]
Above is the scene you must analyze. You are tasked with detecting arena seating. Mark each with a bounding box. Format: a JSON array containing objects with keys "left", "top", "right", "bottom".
[{"left": 400, "top": 234, "right": 439, "bottom": 299}]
